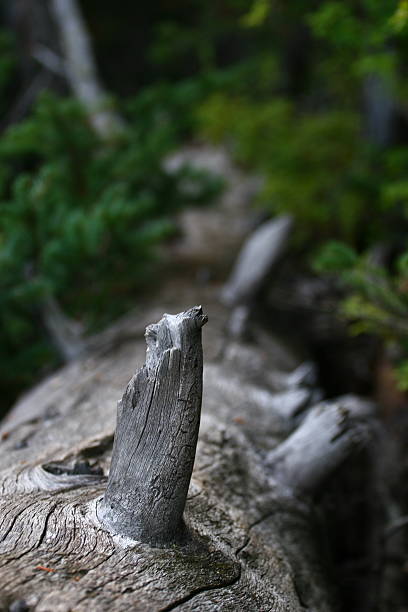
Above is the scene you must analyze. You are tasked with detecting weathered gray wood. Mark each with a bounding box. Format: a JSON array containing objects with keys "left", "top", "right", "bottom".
[
  {"left": 221, "top": 215, "right": 293, "bottom": 308},
  {"left": 98, "top": 307, "right": 207, "bottom": 545},
  {"left": 0, "top": 281, "right": 381, "bottom": 611},
  {"left": 266, "top": 395, "right": 374, "bottom": 494}
]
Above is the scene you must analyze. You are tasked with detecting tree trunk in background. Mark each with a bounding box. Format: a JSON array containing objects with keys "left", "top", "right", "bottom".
[
  {"left": 363, "top": 72, "right": 395, "bottom": 147},
  {"left": 50, "top": 0, "right": 125, "bottom": 140}
]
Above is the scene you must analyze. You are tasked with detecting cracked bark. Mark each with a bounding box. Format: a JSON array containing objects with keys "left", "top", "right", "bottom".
[
  {"left": 0, "top": 285, "right": 381, "bottom": 611},
  {"left": 98, "top": 307, "right": 207, "bottom": 545}
]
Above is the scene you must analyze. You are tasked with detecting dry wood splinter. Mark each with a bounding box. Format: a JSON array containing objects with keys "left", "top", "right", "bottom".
[{"left": 97, "top": 306, "right": 207, "bottom": 546}]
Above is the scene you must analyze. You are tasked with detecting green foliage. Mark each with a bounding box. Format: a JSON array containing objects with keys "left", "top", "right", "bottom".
[
  {"left": 193, "top": 0, "right": 408, "bottom": 247},
  {"left": 125, "top": 72, "right": 239, "bottom": 137},
  {"left": 241, "top": 0, "right": 271, "bottom": 28},
  {"left": 175, "top": 0, "right": 408, "bottom": 396},
  {"left": 4, "top": 0, "right": 408, "bottom": 405},
  {"left": 0, "top": 92, "right": 221, "bottom": 408},
  {"left": 396, "top": 360, "right": 408, "bottom": 391},
  {"left": 313, "top": 241, "right": 358, "bottom": 273},
  {"left": 307, "top": 1, "right": 402, "bottom": 101},
  {"left": 315, "top": 242, "right": 408, "bottom": 390},
  {"left": 199, "top": 94, "right": 386, "bottom": 243},
  {"left": 148, "top": 0, "right": 249, "bottom": 73},
  {"left": 391, "top": 1, "right": 408, "bottom": 32}
]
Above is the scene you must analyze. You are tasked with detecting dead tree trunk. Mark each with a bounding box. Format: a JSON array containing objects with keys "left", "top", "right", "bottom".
[
  {"left": 50, "top": 0, "right": 125, "bottom": 140},
  {"left": 99, "top": 307, "right": 207, "bottom": 546},
  {"left": 0, "top": 279, "right": 381, "bottom": 612}
]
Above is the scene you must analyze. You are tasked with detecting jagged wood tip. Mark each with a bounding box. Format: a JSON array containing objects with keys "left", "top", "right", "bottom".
[{"left": 97, "top": 306, "right": 207, "bottom": 546}]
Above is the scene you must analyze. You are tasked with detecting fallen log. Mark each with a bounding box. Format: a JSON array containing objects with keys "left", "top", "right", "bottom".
[{"left": 0, "top": 284, "right": 380, "bottom": 611}]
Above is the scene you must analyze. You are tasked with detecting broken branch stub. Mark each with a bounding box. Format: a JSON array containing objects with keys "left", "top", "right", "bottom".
[
  {"left": 221, "top": 214, "right": 293, "bottom": 308},
  {"left": 97, "top": 306, "right": 207, "bottom": 546},
  {"left": 266, "top": 395, "right": 374, "bottom": 495}
]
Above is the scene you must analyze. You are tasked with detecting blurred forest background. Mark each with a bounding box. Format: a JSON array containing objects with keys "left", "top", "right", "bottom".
[{"left": 2, "top": 0, "right": 408, "bottom": 417}]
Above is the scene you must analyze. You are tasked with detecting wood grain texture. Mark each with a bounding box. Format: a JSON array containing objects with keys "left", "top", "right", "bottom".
[
  {"left": 98, "top": 307, "right": 208, "bottom": 545},
  {"left": 0, "top": 282, "right": 379, "bottom": 611}
]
